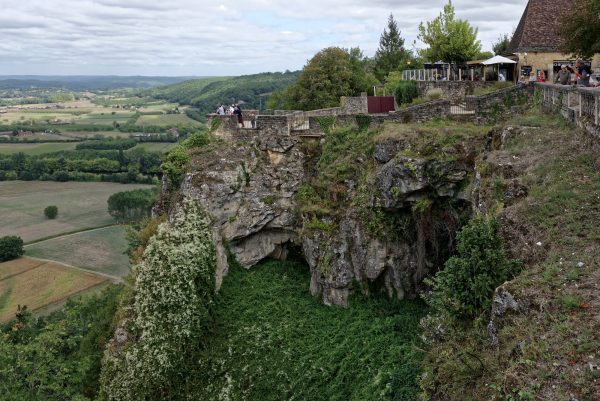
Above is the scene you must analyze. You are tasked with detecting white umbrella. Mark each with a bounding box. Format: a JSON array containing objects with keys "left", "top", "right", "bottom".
[{"left": 481, "top": 55, "right": 516, "bottom": 65}]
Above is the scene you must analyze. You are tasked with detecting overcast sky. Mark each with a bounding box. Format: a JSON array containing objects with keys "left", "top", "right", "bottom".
[{"left": 0, "top": 0, "right": 528, "bottom": 76}]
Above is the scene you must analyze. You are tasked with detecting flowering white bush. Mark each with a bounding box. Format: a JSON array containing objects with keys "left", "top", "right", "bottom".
[{"left": 100, "top": 198, "right": 216, "bottom": 401}]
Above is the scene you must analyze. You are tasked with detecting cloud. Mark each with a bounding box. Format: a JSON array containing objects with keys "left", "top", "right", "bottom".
[{"left": 0, "top": 0, "right": 528, "bottom": 75}]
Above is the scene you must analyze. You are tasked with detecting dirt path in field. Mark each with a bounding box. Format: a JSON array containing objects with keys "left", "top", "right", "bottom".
[
  {"left": 25, "top": 256, "right": 123, "bottom": 283},
  {"left": 23, "top": 224, "right": 119, "bottom": 246}
]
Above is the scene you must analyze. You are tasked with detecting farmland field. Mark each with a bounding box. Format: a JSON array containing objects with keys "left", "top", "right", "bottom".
[
  {"left": 26, "top": 225, "right": 131, "bottom": 277},
  {"left": 136, "top": 113, "right": 201, "bottom": 127},
  {"left": 0, "top": 142, "right": 78, "bottom": 155},
  {"left": 0, "top": 258, "right": 106, "bottom": 322},
  {"left": 0, "top": 181, "right": 154, "bottom": 242},
  {"left": 134, "top": 142, "right": 178, "bottom": 152}
]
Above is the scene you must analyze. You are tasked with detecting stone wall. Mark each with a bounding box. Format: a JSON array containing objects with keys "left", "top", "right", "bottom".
[
  {"left": 466, "top": 86, "right": 532, "bottom": 114},
  {"left": 538, "top": 83, "right": 600, "bottom": 138},
  {"left": 416, "top": 81, "right": 498, "bottom": 104},
  {"left": 340, "top": 93, "right": 368, "bottom": 114}
]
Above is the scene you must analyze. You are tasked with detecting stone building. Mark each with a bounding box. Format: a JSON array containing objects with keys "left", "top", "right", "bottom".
[{"left": 507, "top": 0, "right": 600, "bottom": 81}]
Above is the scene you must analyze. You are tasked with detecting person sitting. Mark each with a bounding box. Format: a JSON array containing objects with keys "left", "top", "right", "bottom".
[
  {"left": 555, "top": 65, "right": 570, "bottom": 85},
  {"left": 216, "top": 104, "right": 225, "bottom": 115},
  {"left": 498, "top": 72, "right": 506, "bottom": 81}
]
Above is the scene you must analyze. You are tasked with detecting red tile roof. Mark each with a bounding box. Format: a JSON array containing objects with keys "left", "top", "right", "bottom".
[{"left": 508, "top": 0, "right": 573, "bottom": 53}]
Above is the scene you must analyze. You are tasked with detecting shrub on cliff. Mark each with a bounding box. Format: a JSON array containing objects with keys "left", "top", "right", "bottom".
[
  {"left": 0, "top": 235, "right": 24, "bottom": 262},
  {"left": 425, "top": 215, "right": 519, "bottom": 319},
  {"left": 99, "top": 198, "right": 216, "bottom": 401}
]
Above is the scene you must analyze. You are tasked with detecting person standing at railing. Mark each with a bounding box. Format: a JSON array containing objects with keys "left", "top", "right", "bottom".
[
  {"left": 555, "top": 65, "right": 570, "bottom": 85},
  {"left": 571, "top": 59, "right": 591, "bottom": 87},
  {"left": 233, "top": 104, "right": 244, "bottom": 128},
  {"left": 216, "top": 104, "right": 225, "bottom": 115}
]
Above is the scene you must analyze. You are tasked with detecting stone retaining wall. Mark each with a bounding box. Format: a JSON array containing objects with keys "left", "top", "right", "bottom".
[{"left": 416, "top": 81, "right": 498, "bottom": 104}]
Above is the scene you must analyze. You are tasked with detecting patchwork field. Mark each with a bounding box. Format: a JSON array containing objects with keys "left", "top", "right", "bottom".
[
  {"left": 26, "top": 225, "right": 131, "bottom": 277},
  {"left": 0, "top": 258, "right": 106, "bottom": 322},
  {"left": 0, "top": 181, "right": 153, "bottom": 242}
]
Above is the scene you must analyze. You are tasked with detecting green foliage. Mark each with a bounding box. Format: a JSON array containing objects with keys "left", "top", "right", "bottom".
[
  {"left": 283, "top": 47, "right": 377, "bottom": 111},
  {"left": 182, "top": 130, "right": 210, "bottom": 148},
  {"left": 107, "top": 187, "right": 159, "bottom": 223},
  {"left": 418, "top": 1, "right": 481, "bottom": 65},
  {"left": 76, "top": 138, "right": 137, "bottom": 151},
  {"left": 355, "top": 114, "right": 372, "bottom": 131},
  {"left": 143, "top": 72, "right": 300, "bottom": 115},
  {"left": 492, "top": 33, "right": 511, "bottom": 56},
  {"left": 44, "top": 205, "right": 58, "bottom": 219},
  {"left": 0, "top": 235, "right": 24, "bottom": 262},
  {"left": 558, "top": 0, "right": 600, "bottom": 58},
  {"left": 160, "top": 145, "right": 191, "bottom": 187},
  {"left": 0, "top": 285, "right": 122, "bottom": 401},
  {"left": 425, "top": 215, "right": 520, "bottom": 319},
  {"left": 316, "top": 115, "right": 337, "bottom": 134},
  {"left": 374, "top": 14, "right": 410, "bottom": 81},
  {"left": 395, "top": 81, "right": 419, "bottom": 106},
  {"left": 186, "top": 259, "right": 428, "bottom": 401},
  {"left": 100, "top": 198, "right": 217, "bottom": 401}
]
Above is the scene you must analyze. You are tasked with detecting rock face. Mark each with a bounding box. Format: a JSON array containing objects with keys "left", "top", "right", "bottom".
[
  {"left": 177, "top": 129, "right": 473, "bottom": 305},
  {"left": 303, "top": 142, "right": 472, "bottom": 306},
  {"left": 180, "top": 131, "right": 305, "bottom": 288}
]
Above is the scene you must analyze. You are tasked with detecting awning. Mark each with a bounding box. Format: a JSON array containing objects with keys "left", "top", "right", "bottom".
[{"left": 482, "top": 55, "right": 517, "bottom": 65}]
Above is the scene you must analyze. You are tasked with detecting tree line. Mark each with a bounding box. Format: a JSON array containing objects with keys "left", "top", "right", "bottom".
[{"left": 0, "top": 147, "right": 162, "bottom": 184}]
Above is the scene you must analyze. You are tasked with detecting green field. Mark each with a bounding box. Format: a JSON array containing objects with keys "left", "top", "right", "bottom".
[
  {"left": 58, "top": 130, "right": 133, "bottom": 139},
  {"left": 133, "top": 142, "right": 178, "bottom": 152},
  {"left": 0, "top": 181, "right": 154, "bottom": 242},
  {"left": 26, "top": 226, "right": 131, "bottom": 277},
  {"left": 0, "top": 142, "right": 78, "bottom": 155},
  {"left": 0, "top": 257, "right": 106, "bottom": 322},
  {"left": 136, "top": 113, "right": 201, "bottom": 127}
]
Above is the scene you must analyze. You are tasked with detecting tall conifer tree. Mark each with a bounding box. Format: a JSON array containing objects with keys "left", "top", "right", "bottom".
[{"left": 374, "top": 14, "right": 408, "bottom": 81}]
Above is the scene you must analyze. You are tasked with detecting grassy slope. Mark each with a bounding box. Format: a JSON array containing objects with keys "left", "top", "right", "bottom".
[
  {"left": 0, "top": 142, "right": 79, "bottom": 155},
  {"left": 0, "top": 181, "right": 153, "bottom": 242},
  {"left": 191, "top": 259, "right": 428, "bottom": 401},
  {"left": 421, "top": 110, "right": 600, "bottom": 400},
  {"left": 25, "top": 225, "right": 131, "bottom": 277}
]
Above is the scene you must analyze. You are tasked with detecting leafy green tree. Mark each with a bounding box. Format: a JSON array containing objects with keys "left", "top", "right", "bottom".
[
  {"left": 107, "top": 188, "right": 159, "bottom": 223},
  {"left": 0, "top": 235, "right": 24, "bottom": 262},
  {"left": 44, "top": 205, "right": 58, "bottom": 219},
  {"left": 558, "top": 0, "right": 600, "bottom": 58},
  {"left": 425, "top": 215, "right": 520, "bottom": 319},
  {"left": 283, "top": 47, "right": 376, "bottom": 111},
  {"left": 374, "top": 14, "right": 409, "bottom": 81},
  {"left": 418, "top": 1, "right": 481, "bottom": 67},
  {"left": 492, "top": 33, "right": 511, "bottom": 56}
]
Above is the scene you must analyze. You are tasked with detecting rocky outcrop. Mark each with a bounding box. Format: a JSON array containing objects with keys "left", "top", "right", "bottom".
[
  {"left": 180, "top": 131, "right": 305, "bottom": 288},
  {"left": 303, "top": 142, "right": 472, "bottom": 306},
  {"left": 176, "top": 127, "right": 474, "bottom": 305}
]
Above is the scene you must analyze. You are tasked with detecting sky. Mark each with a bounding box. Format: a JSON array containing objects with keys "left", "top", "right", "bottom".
[{"left": 0, "top": 0, "right": 528, "bottom": 76}]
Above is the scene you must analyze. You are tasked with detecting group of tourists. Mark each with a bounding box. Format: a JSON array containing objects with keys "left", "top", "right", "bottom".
[
  {"left": 215, "top": 103, "right": 256, "bottom": 128},
  {"left": 518, "top": 60, "right": 599, "bottom": 88}
]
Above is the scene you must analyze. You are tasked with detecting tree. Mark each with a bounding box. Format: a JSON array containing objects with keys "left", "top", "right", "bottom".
[
  {"left": 418, "top": 1, "right": 481, "bottom": 67},
  {"left": 0, "top": 235, "right": 24, "bottom": 262},
  {"left": 107, "top": 188, "right": 158, "bottom": 223},
  {"left": 492, "top": 33, "right": 511, "bottom": 56},
  {"left": 283, "top": 47, "right": 377, "bottom": 111},
  {"left": 558, "top": 0, "right": 600, "bottom": 59},
  {"left": 44, "top": 205, "right": 58, "bottom": 219},
  {"left": 374, "top": 14, "right": 409, "bottom": 81},
  {"left": 425, "top": 216, "right": 520, "bottom": 319}
]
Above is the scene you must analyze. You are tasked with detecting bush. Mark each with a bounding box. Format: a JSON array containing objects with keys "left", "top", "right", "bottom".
[
  {"left": 425, "top": 88, "right": 443, "bottom": 101},
  {"left": 44, "top": 205, "right": 58, "bottom": 219},
  {"left": 0, "top": 235, "right": 24, "bottom": 262},
  {"left": 394, "top": 81, "right": 419, "bottom": 106},
  {"left": 425, "top": 215, "right": 520, "bottom": 319}
]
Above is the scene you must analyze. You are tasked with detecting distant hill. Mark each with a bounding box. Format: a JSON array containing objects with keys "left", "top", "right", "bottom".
[
  {"left": 143, "top": 71, "right": 300, "bottom": 114},
  {"left": 0, "top": 75, "right": 198, "bottom": 91}
]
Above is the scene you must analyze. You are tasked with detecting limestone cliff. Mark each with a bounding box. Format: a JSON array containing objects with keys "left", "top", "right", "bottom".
[{"left": 168, "top": 120, "right": 485, "bottom": 306}]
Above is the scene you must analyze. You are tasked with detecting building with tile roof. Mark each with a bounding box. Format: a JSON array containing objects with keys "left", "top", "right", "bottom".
[{"left": 508, "top": 0, "right": 600, "bottom": 81}]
